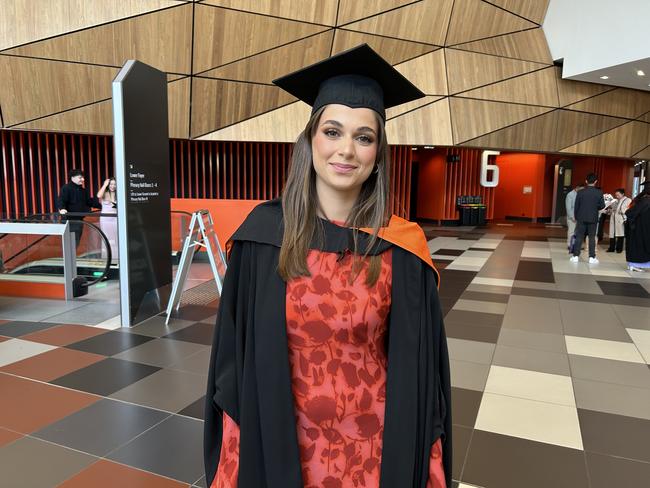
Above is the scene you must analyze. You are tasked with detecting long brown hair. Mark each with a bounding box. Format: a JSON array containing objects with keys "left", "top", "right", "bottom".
[{"left": 278, "top": 106, "right": 391, "bottom": 286}]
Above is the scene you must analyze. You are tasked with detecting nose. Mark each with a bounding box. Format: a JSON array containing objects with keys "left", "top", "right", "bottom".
[{"left": 337, "top": 135, "right": 354, "bottom": 160}]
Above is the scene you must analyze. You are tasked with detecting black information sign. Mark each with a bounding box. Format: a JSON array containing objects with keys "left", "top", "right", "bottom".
[{"left": 112, "top": 60, "right": 172, "bottom": 327}]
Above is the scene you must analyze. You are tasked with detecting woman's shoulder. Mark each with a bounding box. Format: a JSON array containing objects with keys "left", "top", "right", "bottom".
[{"left": 231, "top": 199, "right": 284, "bottom": 247}]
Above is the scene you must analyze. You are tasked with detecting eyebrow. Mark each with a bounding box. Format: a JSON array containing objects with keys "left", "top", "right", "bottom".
[{"left": 321, "top": 119, "right": 377, "bottom": 135}]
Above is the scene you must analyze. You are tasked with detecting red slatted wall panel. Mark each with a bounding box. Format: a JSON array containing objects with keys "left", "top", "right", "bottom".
[{"left": 442, "top": 148, "right": 495, "bottom": 221}]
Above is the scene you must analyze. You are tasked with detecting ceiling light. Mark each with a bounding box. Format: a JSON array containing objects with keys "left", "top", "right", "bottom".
[
  {"left": 600, "top": 75, "right": 609, "bottom": 80},
  {"left": 637, "top": 70, "right": 646, "bottom": 76}
]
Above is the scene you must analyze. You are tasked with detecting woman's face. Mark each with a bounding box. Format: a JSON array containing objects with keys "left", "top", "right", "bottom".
[
  {"left": 109, "top": 180, "right": 117, "bottom": 192},
  {"left": 311, "top": 104, "right": 379, "bottom": 199}
]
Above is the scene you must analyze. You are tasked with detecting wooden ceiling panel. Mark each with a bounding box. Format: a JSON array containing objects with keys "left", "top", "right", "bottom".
[
  {"left": 14, "top": 99, "right": 113, "bottom": 134},
  {"left": 332, "top": 29, "right": 437, "bottom": 66},
  {"left": 555, "top": 110, "right": 629, "bottom": 151},
  {"left": 633, "top": 144, "right": 650, "bottom": 159},
  {"left": 484, "top": 0, "right": 550, "bottom": 24},
  {"left": 168, "top": 77, "right": 190, "bottom": 139},
  {"left": 197, "top": 101, "right": 311, "bottom": 142},
  {"left": 566, "top": 88, "right": 650, "bottom": 120},
  {"left": 458, "top": 67, "right": 560, "bottom": 107},
  {"left": 337, "top": 0, "right": 415, "bottom": 25},
  {"left": 453, "top": 28, "right": 553, "bottom": 64},
  {"left": 640, "top": 112, "right": 650, "bottom": 123},
  {"left": 386, "top": 97, "right": 453, "bottom": 145},
  {"left": 446, "top": 48, "right": 547, "bottom": 95},
  {"left": 201, "top": 31, "right": 333, "bottom": 84},
  {"left": 446, "top": 0, "right": 537, "bottom": 46},
  {"left": 555, "top": 68, "right": 616, "bottom": 107},
  {"left": 394, "top": 49, "right": 447, "bottom": 95},
  {"left": 5, "top": 5, "right": 193, "bottom": 74},
  {"left": 190, "top": 78, "right": 295, "bottom": 138},
  {"left": 0, "top": 56, "right": 118, "bottom": 126},
  {"left": 200, "top": 0, "right": 339, "bottom": 25},
  {"left": 386, "top": 96, "right": 443, "bottom": 120},
  {"left": 449, "top": 97, "right": 553, "bottom": 144},
  {"left": 561, "top": 121, "right": 650, "bottom": 157},
  {"left": 193, "top": 4, "right": 328, "bottom": 73},
  {"left": 0, "top": 0, "right": 180, "bottom": 50},
  {"left": 343, "top": 0, "right": 454, "bottom": 46},
  {"left": 461, "top": 110, "right": 559, "bottom": 152}
]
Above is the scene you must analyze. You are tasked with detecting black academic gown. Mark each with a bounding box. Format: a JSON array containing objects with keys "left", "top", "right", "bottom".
[
  {"left": 204, "top": 200, "right": 452, "bottom": 488},
  {"left": 625, "top": 196, "right": 650, "bottom": 263}
]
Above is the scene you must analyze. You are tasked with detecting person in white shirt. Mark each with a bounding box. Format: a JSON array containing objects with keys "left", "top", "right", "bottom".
[{"left": 606, "top": 188, "right": 631, "bottom": 253}]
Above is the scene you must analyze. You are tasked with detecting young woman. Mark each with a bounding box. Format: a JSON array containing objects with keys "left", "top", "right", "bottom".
[
  {"left": 96, "top": 177, "right": 118, "bottom": 261},
  {"left": 204, "top": 45, "right": 451, "bottom": 488}
]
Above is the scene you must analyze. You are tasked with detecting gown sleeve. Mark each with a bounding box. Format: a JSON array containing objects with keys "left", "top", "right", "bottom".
[
  {"left": 210, "top": 413, "right": 240, "bottom": 488},
  {"left": 426, "top": 438, "right": 446, "bottom": 488}
]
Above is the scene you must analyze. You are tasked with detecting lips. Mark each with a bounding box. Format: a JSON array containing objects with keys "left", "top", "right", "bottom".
[{"left": 329, "top": 162, "right": 357, "bottom": 174}]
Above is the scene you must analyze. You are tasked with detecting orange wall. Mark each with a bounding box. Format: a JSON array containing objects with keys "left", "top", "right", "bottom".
[
  {"left": 416, "top": 149, "right": 446, "bottom": 220},
  {"left": 492, "top": 153, "right": 548, "bottom": 220}
]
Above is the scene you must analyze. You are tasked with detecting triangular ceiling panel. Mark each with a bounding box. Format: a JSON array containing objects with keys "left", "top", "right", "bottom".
[
  {"left": 461, "top": 110, "right": 559, "bottom": 152},
  {"left": 446, "top": 48, "right": 548, "bottom": 94},
  {"left": 337, "top": 0, "right": 416, "bottom": 25},
  {"left": 201, "top": 31, "right": 334, "bottom": 84},
  {"left": 197, "top": 101, "right": 312, "bottom": 142},
  {"left": 14, "top": 99, "right": 113, "bottom": 134},
  {"left": 640, "top": 112, "right": 650, "bottom": 123},
  {"left": 394, "top": 49, "right": 447, "bottom": 95},
  {"left": 386, "top": 96, "right": 443, "bottom": 120},
  {"left": 453, "top": 29, "right": 553, "bottom": 64},
  {"left": 193, "top": 4, "right": 328, "bottom": 73},
  {"left": 484, "top": 0, "right": 551, "bottom": 24},
  {"left": 386, "top": 97, "right": 453, "bottom": 145},
  {"left": 555, "top": 110, "right": 630, "bottom": 150},
  {"left": 0, "top": 0, "right": 180, "bottom": 51},
  {"left": 200, "top": 0, "right": 339, "bottom": 25},
  {"left": 458, "top": 67, "right": 559, "bottom": 107},
  {"left": 0, "top": 56, "right": 119, "bottom": 126},
  {"left": 168, "top": 77, "right": 190, "bottom": 139},
  {"left": 446, "top": 0, "right": 537, "bottom": 46},
  {"left": 561, "top": 121, "right": 650, "bottom": 157},
  {"left": 332, "top": 29, "right": 437, "bottom": 66},
  {"left": 566, "top": 88, "right": 650, "bottom": 120},
  {"left": 343, "top": 0, "right": 454, "bottom": 46},
  {"left": 190, "top": 78, "right": 295, "bottom": 138},
  {"left": 555, "top": 68, "right": 616, "bottom": 107},
  {"left": 449, "top": 97, "right": 553, "bottom": 144},
  {"left": 4, "top": 5, "right": 193, "bottom": 74},
  {"left": 633, "top": 144, "right": 650, "bottom": 159}
]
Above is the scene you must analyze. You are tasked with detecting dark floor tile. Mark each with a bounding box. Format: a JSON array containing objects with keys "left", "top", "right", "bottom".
[
  {"left": 0, "top": 321, "right": 59, "bottom": 337},
  {"left": 468, "top": 247, "right": 495, "bottom": 252},
  {"left": 578, "top": 408, "right": 650, "bottom": 463},
  {"left": 514, "top": 260, "right": 555, "bottom": 283},
  {"left": 452, "top": 388, "right": 483, "bottom": 428},
  {"left": 511, "top": 287, "right": 559, "bottom": 299},
  {"left": 444, "top": 309, "right": 504, "bottom": 328},
  {"left": 67, "top": 330, "right": 154, "bottom": 356},
  {"left": 597, "top": 280, "right": 650, "bottom": 298},
  {"left": 177, "top": 395, "right": 205, "bottom": 420},
  {"left": 164, "top": 323, "right": 214, "bottom": 345},
  {"left": 461, "top": 291, "right": 510, "bottom": 303},
  {"left": 445, "top": 321, "right": 501, "bottom": 344},
  {"left": 107, "top": 415, "right": 204, "bottom": 484},
  {"left": 453, "top": 425, "right": 472, "bottom": 480},
  {"left": 586, "top": 451, "right": 650, "bottom": 488},
  {"left": 32, "top": 398, "right": 169, "bottom": 456},
  {"left": 435, "top": 248, "right": 466, "bottom": 256},
  {"left": 169, "top": 304, "right": 217, "bottom": 322},
  {"left": 51, "top": 358, "right": 160, "bottom": 396},
  {"left": 462, "top": 430, "right": 589, "bottom": 488}
]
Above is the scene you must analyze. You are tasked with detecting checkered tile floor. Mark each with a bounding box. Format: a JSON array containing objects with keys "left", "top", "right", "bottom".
[{"left": 1, "top": 223, "right": 649, "bottom": 487}]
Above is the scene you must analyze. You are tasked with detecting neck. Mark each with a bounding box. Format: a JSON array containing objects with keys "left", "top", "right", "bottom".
[{"left": 315, "top": 180, "right": 360, "bottom": 222}]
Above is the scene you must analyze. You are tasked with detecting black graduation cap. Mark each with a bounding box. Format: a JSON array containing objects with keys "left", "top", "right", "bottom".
[{"left": 272, "top": 44, "right": 425, "bottom": 121}]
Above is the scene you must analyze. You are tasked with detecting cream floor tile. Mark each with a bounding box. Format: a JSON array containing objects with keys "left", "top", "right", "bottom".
[
  {"left": 94, "top": 315, "right": 122, "bottom": 330},
  {"left": 445, "top": 264, "right": 484, "bottom": 272},
  {"left": 626, "top": 329, "right": 650, "bottom": 363},
  {"left": 565, "top": 335, "right": 646, "bottom": 364},
  {"left": 521, "top": 248, "right": 551, "bottom": 259},
  {"left": 450, "top": 359, "right": 490, "bottom": 392},
  {"left": 590, "top": 268, "right": 632, "bottom": 278},
  {"left": 0, "top": 339, "right": 57, "bottom": 367},
  {"left": 552, "top": 262, "right": 592, "bottom": 275},
  {"left": 475, "top": 393, "right": 583, "bottom": 450},
  {"left": 452, "top": 257, "right": 490, "bottom": 267},
  {"left": 474, "top": 239, "right": 502, "bottom": 249},
  {"left": 471, "top": 277, "right": 514, "bottom": 288},
  {"left": 484, "top": 365, "right": 575, "bottom": 406},
  {"left": 453, "top": 299, "right": 507, "bottom": 315}
]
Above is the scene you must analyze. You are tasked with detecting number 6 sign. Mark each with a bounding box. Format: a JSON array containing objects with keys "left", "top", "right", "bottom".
[{"left": 481, "top": 150, "right": 500, "bottom": 187}]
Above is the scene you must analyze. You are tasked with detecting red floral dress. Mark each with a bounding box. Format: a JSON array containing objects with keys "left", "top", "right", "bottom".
[{"left": 211, "top": 247, "right": 446, "bottom": 488}]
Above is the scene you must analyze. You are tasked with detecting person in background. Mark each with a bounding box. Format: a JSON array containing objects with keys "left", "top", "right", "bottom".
[
  {"left": 625, "top": 182, "right": 650, "bottom": 272},
  {"left": 565, "top": 184, "right": 583, "bottom": 252},
  {"left": 570, "top": 173, "right": 605, "bottom": 264},
  {"left": 96, "top": 177, "right": 118, "bottom": 261},
  {"left": 56, "top": 169, "right": 101, "bottom": 248},
  {"left": 606, "top": 188, "right": 631, "bottom": 253}
]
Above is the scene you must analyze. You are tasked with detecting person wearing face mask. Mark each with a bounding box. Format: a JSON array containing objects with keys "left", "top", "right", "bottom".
[
  {"left": 56, "top": 169, "right": 101, "bottom": 248},
  {"left": 204, "top": 45, "right": 451, "bottom": 488},
  {"left": 97, "top": 177, "right": 118, "bottom": 261}
]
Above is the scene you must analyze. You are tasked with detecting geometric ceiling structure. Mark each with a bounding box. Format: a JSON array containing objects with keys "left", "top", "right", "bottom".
[{"left": 1, "top": 0, "right": 649, "bottom": 158}]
